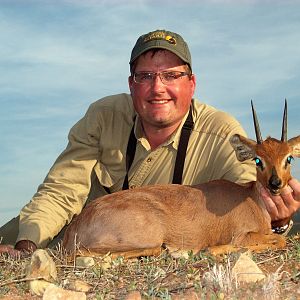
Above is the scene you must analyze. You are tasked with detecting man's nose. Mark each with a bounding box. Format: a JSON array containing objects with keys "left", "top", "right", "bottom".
[{"left": 151, "top": 74, "right": 165, "bottom": 91}]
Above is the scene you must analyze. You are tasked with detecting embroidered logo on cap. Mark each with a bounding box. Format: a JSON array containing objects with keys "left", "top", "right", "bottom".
[
  {"left": 165, "top": 35, "right": 176, "bottom": 45},
  {"left": 143, "top": 31, "right": 177, "bottom": 45}
]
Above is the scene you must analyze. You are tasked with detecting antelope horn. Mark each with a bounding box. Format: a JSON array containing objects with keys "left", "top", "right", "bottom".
[
  {"left": 281, "top": 99, "right": 287, "bottom": 142},
  {"left": 251, "top": 100, "right": 263, "bottom": 144}
]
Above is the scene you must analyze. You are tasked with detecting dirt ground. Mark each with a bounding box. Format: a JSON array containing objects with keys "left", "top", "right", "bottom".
[{"left": 0, "top": 235, "right": 300, "bottom": 299}]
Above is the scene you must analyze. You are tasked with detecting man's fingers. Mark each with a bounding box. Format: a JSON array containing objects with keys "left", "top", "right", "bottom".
[
  {"left": 0, "top": 244, "right": 14, "bottom": 252},
  {"left": 259, "top": 186, "right": 279, "bottom": 218},
  {"left": 288, "top": 178, "right": 300, "bottom": 201},
  {"left": 280, "top": 185, "right": 293, "bottom": 196},
  {"left": 278, "top": 179, "right": 300, "bottom": 215},
  {"left": 0, "top": 244, "right": 23, "bottom": 258},
  {"left": 259, "top": 185, "right": 293, "bottom": 221}
]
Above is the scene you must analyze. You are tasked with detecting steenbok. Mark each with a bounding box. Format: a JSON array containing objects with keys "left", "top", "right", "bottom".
[{"left": 63, "top": 101, "right": 300, "bottom": 258}]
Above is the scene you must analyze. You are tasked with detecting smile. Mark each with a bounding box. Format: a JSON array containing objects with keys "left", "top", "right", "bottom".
[{"left": 149, "top": 99, "right": 170, "bottom": 104}]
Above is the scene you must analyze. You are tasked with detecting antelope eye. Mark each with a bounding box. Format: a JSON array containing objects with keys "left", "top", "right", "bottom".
[
  {"left": 253, "top": 157, "right": 264, "bottom": 170},
  {"left": 287, "top": 155, "right": 294, "bottom": 164}
]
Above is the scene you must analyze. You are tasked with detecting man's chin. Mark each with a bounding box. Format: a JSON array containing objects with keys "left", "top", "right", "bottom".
[{"left": 150, "top": 117, "right": 181, "bottom": 129}]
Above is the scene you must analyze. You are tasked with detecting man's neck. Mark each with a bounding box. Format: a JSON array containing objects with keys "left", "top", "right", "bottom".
[{"left": 142, "top": 122, "right": 181, "bottom": 150}]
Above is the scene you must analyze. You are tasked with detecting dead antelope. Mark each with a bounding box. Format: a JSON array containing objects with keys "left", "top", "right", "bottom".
[{"left": 63, "top": 101, "right": 300, "bottom": 258}]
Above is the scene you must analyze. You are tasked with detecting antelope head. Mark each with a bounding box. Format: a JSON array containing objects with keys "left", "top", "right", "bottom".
[{"left": 230, "top": 100, "right": 300, "bottom": 195}]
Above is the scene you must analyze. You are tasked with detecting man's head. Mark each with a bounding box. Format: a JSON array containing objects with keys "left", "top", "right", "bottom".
[
  {"left": 128, "top": 30, "right": 196, "bottom": 131},
  {"left": 130, "top": 29, "right": 192, "bottom": 73}
]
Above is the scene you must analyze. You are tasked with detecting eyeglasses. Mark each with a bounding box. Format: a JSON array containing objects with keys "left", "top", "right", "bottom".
[{"left": 133, "top": 71, "right": 190, "bottom": 85}]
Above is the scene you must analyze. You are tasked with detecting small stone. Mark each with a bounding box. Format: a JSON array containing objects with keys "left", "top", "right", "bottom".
[
  {"left": 25, "top": 249, "right": 57, "bottom": 281},
  {"left": 25, "top": 249, "right": 58, "bottom": 296},
  {"left": 43, "top": 284, "right": 86, "bottom": 300},
  {"left": 29, "top": 281, "right": 55, "bottom": 297},
  {"left": 63, "top": 279, "right": 92, "bottom": 293},
  {"left": 232, "top": 252, "right": 266, "bottom": 283},
  {"left": 171, "top": 291, "right": 199, "bottom": 300},
  {"left": 124, "top": 291, "right": 142, "bottom": 300},
  {"left": 76, "top": 256, "right": 95, "bottom": 267},
  {"left": 99, "top": 255, "right": 113, "bottom": 271},
  {"left": 167, "top": 246, "right": 190, "bottom": 259}
]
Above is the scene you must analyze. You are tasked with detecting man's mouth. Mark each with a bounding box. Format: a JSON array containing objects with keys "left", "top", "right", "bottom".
[{"left": 149, "top": 99, "right": 170, "bottom": 104}]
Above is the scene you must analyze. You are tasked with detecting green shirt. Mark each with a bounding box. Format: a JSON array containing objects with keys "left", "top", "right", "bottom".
[{"left": 18, "top": 93, "right": 256, "bottom": 247}]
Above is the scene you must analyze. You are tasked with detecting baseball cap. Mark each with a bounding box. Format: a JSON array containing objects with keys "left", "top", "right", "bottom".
[{"left": 129, "top": 29, "right": 192, "bottom": 71}]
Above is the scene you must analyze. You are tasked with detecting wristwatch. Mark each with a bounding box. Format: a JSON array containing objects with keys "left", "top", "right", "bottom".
[{"left": 272, "top": 219, "right": 293, "bottom": 236}]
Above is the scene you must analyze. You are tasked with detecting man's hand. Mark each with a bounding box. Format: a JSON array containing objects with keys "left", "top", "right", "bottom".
[
  {"left": 260, "top": 178, "right": 300, "bottom": 226},
  {"left": 0, "top": 244, "right": 22, "bottom": 257},
  {"left": 0, "top": 240, "right": 37, "bottom": 258}
]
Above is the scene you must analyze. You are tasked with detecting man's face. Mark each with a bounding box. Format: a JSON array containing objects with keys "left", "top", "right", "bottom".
[{"left": 128, "top": 50, "right": 196, "bottom": 130}]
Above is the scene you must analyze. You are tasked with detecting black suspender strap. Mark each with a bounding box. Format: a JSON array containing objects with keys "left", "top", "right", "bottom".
[
  {"left": 122, "top": 117, "right": 137, "bottom": 190},
  {"left": 172, "top": 107, "right": 194, "bottom": 184}
]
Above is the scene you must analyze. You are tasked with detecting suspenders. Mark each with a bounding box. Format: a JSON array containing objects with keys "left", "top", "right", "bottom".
[
  {"left": 172, "top": 107, "right": 194, "bottom": 184},
  {"left": 122, "top": 117, "right": 138, "bottom": 190},
  {"left": 106, "top": 106, "right": 194, "bottom": 193}
]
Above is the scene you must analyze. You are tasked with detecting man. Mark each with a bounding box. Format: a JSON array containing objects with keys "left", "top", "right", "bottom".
[{"left": 1, "top": 29, "right": 299, "bottom": 256}]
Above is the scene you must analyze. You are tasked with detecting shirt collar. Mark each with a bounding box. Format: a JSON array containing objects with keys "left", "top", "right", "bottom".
[{"left": 134, "top": 109, "right": 191, "bottom": 151}]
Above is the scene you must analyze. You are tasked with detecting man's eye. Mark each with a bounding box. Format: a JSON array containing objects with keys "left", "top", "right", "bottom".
[
  {"left": 141, "top": 73, "right": 153, "bottom": 80},
  {"left": 164, "top": 72, "right": 178, "bottom": 80}
]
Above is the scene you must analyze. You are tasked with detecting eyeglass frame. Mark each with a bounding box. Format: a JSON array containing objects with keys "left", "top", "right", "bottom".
[{"left": 132, "top": 70, "right": 192, "bottom": 85}]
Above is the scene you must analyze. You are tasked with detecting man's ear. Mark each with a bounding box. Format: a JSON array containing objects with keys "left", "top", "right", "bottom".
[
  {"left": 128, "top": 75, "right": 134, "bottom": 94},
  {"left": 288, "top": 135, "right": 300, "bottom": 158},
  {"left": 189, "top": 74, "right": 196, "bottom": 97},
  {"left": 230, "top": 134, "right": 257, "bottom": 162}
]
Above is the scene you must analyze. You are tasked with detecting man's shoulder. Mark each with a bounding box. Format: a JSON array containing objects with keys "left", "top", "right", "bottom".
[
  {"left": 192, "top": 99, "right": 246, "bottom": 138},
  {"left": 74, "top": 93, "right": 135, "bottom": 130},
  {"left": 90, "top": 93, "right": 134, "bottom": 112}
]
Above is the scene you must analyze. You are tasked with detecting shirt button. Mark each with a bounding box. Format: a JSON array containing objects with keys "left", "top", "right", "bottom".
[{"left": 147, "top": 157, "right": 152, "bottom": 163}]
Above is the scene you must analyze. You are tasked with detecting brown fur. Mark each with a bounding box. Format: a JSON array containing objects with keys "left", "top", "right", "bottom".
[
  {"left": 63, "top": 135, "right": 300, "bottom": 258},
  {"left": 255, "top": 138, "right": 292, "bottom": 189}
]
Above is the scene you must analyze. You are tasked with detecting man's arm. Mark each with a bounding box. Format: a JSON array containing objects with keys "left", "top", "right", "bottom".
[
  {"left": 16, "top": 102, "right": 102, "bottom": 249},
  {"left": 1, "top": 94, "right": 135, "bottom": 253}
]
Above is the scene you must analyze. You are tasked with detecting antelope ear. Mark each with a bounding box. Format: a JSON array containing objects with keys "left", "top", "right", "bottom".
[
  {"left": 229, "top": 134, "right": 257, "bottom": 162},
  {"left": 288, "top": 135, "right": 300, "bottom": 158}
]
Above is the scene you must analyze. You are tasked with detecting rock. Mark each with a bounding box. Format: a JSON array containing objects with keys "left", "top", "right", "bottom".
[
  {"left": 29, "top": 281, "right": 56, "bottom": 297},
  {"left": 25, "top": 249, "right": 58, "bottom": 296},
  {"left": 167, "top": 246, "right": 190, "bottom": 259},
  {"left": 25, "top": 249, "right": 57, "bottom": 281},
  {"left": 75, "top": 256, "right": 95, "bottom": 267},
  {"left": 99, "top": 255, "right": 113, "bottom": 270},
  {"left": 171, "top": 291, "right": 199, "bottom": 300},
  {"left": 124, "top": 291, "right": 142, "bottom": 300},
  {"left": 232, "top": 252, "right": 266, "bottom": 283},
  {"left": 63, "top": 279, "right": 92, "bottom": 293},
  {"left": 43, "top": 284, "right": 86, "bottom": 300}
]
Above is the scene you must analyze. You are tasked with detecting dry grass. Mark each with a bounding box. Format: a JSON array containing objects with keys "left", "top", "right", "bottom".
[{"left": 1, "top": 235, "right": 300, "bottom": 299}]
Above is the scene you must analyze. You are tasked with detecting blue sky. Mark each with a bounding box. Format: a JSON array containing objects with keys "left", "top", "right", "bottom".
[{"left": 0, "top": 0, "right": 300, "bottom": 225}]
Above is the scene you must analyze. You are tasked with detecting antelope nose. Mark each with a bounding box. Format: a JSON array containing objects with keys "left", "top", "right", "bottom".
[{"left": 268, "top": 175, "right": 282, "bottom": 189}]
